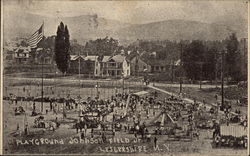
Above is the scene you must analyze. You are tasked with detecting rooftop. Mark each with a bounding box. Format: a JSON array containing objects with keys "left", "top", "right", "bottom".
[
  {"left": 14, "top": 46, "right": 31, "bottom": 53},
  {"left": 84, "top": 55, "right": 98, "bottom": 61},
  {"left": 70, "top": 55, "right": 85, "bottom": 61},
  {"left": 110, "top": 54, "right": 126, "bottom": 63}
]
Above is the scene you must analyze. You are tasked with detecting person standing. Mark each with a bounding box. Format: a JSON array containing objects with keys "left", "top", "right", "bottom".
[
  {"left": 24, "top": 123, "right": 28, "bottom": 136},
  {"left": 33, "top": 102, "right": 36, "bottom": 111},
  {"left": 84, "top": 124, "right": 87, "bottom": 134},
  {"left": 50, "top": 100, "right": 53, "bottom": 111},
  {"left": 76, "top": 121, "right": 79, "bottom": 133},
  {"left": 15, "top": 97, "right": 18, "bottom": 105},
  {"left": 81, "top": 131, "right": 85, "bottom": 139},
  {"left": 91, "top": 128, "right": 94, "bottom": 138},
  {"left": 112, "top": 128, "right": 116, "bottom": 137},
  {"left": 154, "top": 136, "right": 157, "bottom": 148}
]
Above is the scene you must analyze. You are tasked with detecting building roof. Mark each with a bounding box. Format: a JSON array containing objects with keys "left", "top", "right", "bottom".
[
  {"left": 14, "top": 46, "right": 31, "bottom": 53},
  {"left": 70, "top": 55, "right": 85, "bottom": 61},
  {"left": 110, "top": 54, "right": 126, "bottom": 63},
  {"left": 174, "top": 59, "right": 181, "bottom": 66},
  {"left": 96, "top": 55, "right": 111, "bottom": 62},
  {"left": 102, "top": 56, "right": 111, "bottom": 62},
  {"left": 84, "top": 55, "right": 98, "bottom": 61},
  {"left": 36, "top": 48, "right": 43, "bottom": 51},
  {"left": 141, "top": 58, "right": 171, "bottom": 66}
]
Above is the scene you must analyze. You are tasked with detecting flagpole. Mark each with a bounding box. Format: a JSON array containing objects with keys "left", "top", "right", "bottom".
[{"left": 41, "top": 21, "right": 45, "bottom": 114}]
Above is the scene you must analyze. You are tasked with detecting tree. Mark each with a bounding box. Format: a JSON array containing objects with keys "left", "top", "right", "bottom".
[
  {"left": 203, "top": 46, "right": 216, "bottom": 80},
  {"left": 225, "top": 33, "right": 240, "bottom": 81},
  {"left": 182, "top": 40, "right": 205, "bottom": 80},
  {"left": 55, "top": 22, "right": 70, "bottom": 74},
  {"left": 84, "top": 37, "right": 119, "bottom": 56}
]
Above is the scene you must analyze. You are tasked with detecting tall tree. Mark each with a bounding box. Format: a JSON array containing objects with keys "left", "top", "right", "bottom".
[
  {"left": 55, "top": 22, "right": 70, "bottom": 74},
  {"left": 182, "top": 40, "right": 205, "bottom": 80},
  {"left": 225, "top": 33, "right": 240, "bottom": 81},
  {"left": 203, "top": 46, "right": 216, "bottom": 80}
]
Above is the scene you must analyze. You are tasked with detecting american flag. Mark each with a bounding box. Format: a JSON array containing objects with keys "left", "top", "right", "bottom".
[{"left": 28, "top": 23, "right": 44, "bottom": 48}]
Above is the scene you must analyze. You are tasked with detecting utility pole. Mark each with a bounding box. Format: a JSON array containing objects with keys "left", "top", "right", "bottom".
[
  {"left": 122, "top": 76, "right": 125, "bottom": 95},
  {"left": 41, "top": 21, "right": 45, "bottom": 114},
  {"left": 199, "top": 62, "right": 203, "bottom": 89},
  {"left": 171, "top": 60, "right": 174, "bottom": 83},
  {"left": 180, "top": 43, "right": 183, "bottom": 94},
  {"left": 215, "top": 52, "right": 218, "bottom": 88},
  {"left": 41, "top": 55, "right": 44, "bottom": 113},
  {"left": 242, "top": 38, "right": 247, "bottom": 77},
  {"left": 221, "top": 50, "right": 225, "bottom": 109},
  {"left": 96, "top": 81, "right": 99, "bottom": 98},
  {"left": 78, "top": 53, "right": 81, "bottom": 85}
]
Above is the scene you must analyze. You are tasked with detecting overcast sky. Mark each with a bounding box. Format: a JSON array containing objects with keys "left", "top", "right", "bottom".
[{"left": 4, "top": 0, "right": 248, "bottom": 24}]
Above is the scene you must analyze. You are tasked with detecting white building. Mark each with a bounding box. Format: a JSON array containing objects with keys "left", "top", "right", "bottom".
[
  {"left": 95, "top": 54, "right": 130, "bottom": 77},
  {"left": 13, "top": 46, "right": 31, "bottom": 64}
]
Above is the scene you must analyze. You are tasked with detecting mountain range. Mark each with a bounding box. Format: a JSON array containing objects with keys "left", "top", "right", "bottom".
[{"left": 4, "top": 12, "right": 247, "bottom": 45}]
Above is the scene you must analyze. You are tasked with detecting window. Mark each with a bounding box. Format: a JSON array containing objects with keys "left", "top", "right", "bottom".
[
  {"left": 118, "top": 63, "right": 122, "bottom": 68},
  {"left": 117, "top": 70, "right": 120, "bottom": 75},
  {"left": 151, "top": 66, "right": 154, "bottom": 72},
  {"left": 161, "top": 66, "right": 164, "bottom": 71},
  {"left": 156, "top": 66, "right": 159, "bottom": 70},
  {"left": 110, "top": 62, "right": 116, "bottom": 67},
  {"left": 96, "top": 69, "right": 98, "bottom": 75}
]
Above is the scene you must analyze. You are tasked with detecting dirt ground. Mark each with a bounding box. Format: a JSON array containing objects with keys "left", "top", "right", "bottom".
[
  {"left": 155, "top": 84, "right": 248, "bottom": 116},
  {"left": 2, "top": 77, "right": 247, "bottom": 155}
]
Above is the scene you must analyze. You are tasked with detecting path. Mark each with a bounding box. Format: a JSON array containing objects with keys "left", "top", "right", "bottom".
[{"left": 147, "top": 84, "right": 238, "bottom": 116}]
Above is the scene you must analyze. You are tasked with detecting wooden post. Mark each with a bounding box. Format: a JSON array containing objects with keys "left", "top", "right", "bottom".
[
  {"left": 199, "top": 62, "right": 203, "bottom": 89},
  {"left": 171, "top": 60, "right": 174, "bottom": 83},
  {"left": 41, "top": 57, "right": 44, "bottom": 114},
  {"left": 221, "top": 51, "right": 225, "bottom": 109}
]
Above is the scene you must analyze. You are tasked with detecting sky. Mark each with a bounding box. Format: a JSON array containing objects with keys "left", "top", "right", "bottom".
[{"left": 3, "top": 0, "right": 248, "bottom": 24}]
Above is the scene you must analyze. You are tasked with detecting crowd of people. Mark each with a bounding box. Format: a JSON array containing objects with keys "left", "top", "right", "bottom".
[{"left": 5, "top": 87, "right": 247, "bottom": 146}]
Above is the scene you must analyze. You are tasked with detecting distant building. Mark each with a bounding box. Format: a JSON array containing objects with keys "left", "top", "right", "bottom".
[
  {"left": 69, "top": 55, "right": 97, "bottom": 75},
  {"left": 130, "top": 55, "right": 178, "bottom": 74},
  {"left": 95, "top": 55, "right": 111, "bottom": 77},
  {"left": 68, "top": 54, "right": 131, "bottom": 78},
  {"left": 147, "top": 59, "right": 171, "bottom": 73},
  {"left": 3, "top": 45, "right": 18, "bottom": 64},
  {"left": 35, "top": 48, "right": 54, "bottom": 65},
  {"left": 68, "top": 55, "right": 85, "bottom": 74},
  {"left": 85, "top": 55, "right": 98, "bottom": 76},
  {"left": 130, "top": 56, "right": 151, "bottom": 75},
  {"left": 13, "top": 46, "right": 31, "bottom": 64},
  {"left": 95, "top": 54, "right": 130, "bottom": 78}
]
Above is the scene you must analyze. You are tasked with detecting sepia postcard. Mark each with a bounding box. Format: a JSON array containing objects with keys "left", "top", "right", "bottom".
[{"left": 1, "top": 0, "right": 249, "bottom": 155}]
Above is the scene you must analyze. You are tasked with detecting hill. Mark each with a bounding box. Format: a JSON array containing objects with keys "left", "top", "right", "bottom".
[
  {"left": 115, "top": 19, "right": 247, "bottom": 41},
  {"left": 4, "top": 12, "right": 247, "bottom": 44},
  {"left": 3, "top": 12, "right": 131, "bottom": 45}
]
